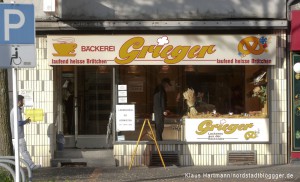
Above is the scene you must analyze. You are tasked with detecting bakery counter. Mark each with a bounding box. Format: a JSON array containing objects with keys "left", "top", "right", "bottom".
[
  {"left": 183, "top": 112, "right": 268, "bottom": 119},
  {"left": 117, "top": 113, "right": 269, "bottom": 142}
]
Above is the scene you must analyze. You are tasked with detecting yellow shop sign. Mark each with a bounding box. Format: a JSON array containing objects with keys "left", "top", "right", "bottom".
[
  {"left": 48, "top": 35, "right": 276, "bottom": 66},
  {"left": 195, "top": 120, "right": 254, "bottom": 135},
  {"left": 114, "top": 37, "right": 216, "bottom": 64}
]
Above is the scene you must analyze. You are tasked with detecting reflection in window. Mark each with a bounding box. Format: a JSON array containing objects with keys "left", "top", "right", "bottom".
[
  {"left": 117, "top": 65, "right": 268, "bottom": 118},
  {"left": 116, "top": 65, "right": 268, "bottom": 141}
]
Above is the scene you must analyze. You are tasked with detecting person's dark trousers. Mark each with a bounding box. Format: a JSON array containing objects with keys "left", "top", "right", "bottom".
[{"left": 155, "top": 117, "right": 164, "bottom": 141}]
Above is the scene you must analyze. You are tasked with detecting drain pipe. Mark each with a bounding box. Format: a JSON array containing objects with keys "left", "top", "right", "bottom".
[{"left": 287, "top": 0, "right": 297, "bottom": 164}]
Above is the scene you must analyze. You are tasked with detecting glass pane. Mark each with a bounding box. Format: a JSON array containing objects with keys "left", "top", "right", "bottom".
[
  {"left": 116, "top": 65, "right": 268, "bottom": 141},
  {"left": 62, "top": 70, "right": 75, "bottom": 135},
  {"left": 183, "top": 65, "right": 268, "bottom": 116},
  {"left": 77, "top": 66, "right": 112, "bottom": 135}
]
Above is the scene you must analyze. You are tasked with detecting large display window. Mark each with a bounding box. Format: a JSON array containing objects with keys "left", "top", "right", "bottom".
[{"left": 116, "top": 65, "right": 269, "bottom": 142}]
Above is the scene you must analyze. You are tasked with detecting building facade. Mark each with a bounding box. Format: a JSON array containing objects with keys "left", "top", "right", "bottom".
[{"left": 3, "top": 0, "right": 295, "bottom": 167}]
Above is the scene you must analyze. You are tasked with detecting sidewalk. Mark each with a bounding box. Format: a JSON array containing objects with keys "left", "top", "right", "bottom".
[{"left": 31, "top": 164, "right": 300, "bottom": 182}]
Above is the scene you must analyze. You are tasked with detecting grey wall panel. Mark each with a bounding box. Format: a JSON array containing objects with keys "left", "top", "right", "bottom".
[
  {"left": 4, "top": 0, "right": 286, "bottom": 20},
  {"left": 59, "top": 0, "right": 286, "bottom": 20}
]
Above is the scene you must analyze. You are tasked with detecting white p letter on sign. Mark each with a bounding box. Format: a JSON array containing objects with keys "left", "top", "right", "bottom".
[{"left": 4, "top": 9, "right": 25, "bottom": 41}]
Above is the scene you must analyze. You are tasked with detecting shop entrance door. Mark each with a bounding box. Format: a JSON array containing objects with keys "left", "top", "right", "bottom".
[{"left": 63, "top": 66, "right": 113, "bottom": 148}]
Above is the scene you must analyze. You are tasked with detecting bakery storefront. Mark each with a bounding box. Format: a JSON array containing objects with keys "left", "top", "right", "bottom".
[{"left": 48, "top": 33, "right": 287, "bottom": 166}]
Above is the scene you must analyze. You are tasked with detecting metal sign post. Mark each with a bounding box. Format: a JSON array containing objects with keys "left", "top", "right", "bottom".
[
  {"left": 0, "top": 3, "right": 36, "bottom": 182},
  {"left": 12, "top": 68, "right": 20, "bottom": 181}
]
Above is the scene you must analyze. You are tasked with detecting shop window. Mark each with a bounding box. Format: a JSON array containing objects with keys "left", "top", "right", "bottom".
[{"left": 116, "top": 65, "right": 268, "bottom": 141}]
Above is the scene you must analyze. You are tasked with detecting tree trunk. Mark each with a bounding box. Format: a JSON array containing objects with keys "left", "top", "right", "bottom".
[
  {"left": 0, "top": 69, "right": 13, "bottom": 156},
  {"left": 0, "top": 4, "right": 15, "bottom": 180}
]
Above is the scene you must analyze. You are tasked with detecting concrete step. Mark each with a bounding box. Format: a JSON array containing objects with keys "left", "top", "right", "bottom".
[
  {"left": 54, "top": 149, "right": 83, "bottom": 158},
  {"left": 51, "top": 158, "right": 87, "bottom": 167},
  {"left": 291, "top": 159, "right": 300, "bottom": 165}
]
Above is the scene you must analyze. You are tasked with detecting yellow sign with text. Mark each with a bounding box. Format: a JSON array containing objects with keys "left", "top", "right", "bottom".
[
  {"left": 25, "top": 109, "right": 44, "bottom": 122},
  {"left": 185, "top": 118, "right": 269, "bottom": 142},
  {"left": 48, "top": 35, "right": 277, "bottom": 66},
  {"left": 195, "top": 120, "right": 254, "bottom": 135}
]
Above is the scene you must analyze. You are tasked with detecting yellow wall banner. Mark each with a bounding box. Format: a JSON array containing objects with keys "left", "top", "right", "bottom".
[{"left": 25, "top": 109, "right": 44, "bottom": 122}]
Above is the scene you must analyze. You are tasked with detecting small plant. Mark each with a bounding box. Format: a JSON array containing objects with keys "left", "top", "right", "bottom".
[
  {"left": 296, "top": 130, "right": 300, "bottom": 140},
  {"left": 252, "top": 85, "right": 267, "bottom": 103}
]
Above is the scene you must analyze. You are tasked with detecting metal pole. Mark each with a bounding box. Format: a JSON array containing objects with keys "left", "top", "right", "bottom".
[
  {"left": 74, "top": 67, "right": 78, "bottom": 146},
  {"left": 112, "top": 67, "right": 116, "bottom": 144},
  {"left": 12, "top": 68, "right": 20, "bottom": 182}
]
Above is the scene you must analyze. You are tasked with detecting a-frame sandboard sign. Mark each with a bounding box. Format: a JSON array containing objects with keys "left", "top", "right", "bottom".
[{"left": 129, "top": 118, "right": 166, "bottom": 170}]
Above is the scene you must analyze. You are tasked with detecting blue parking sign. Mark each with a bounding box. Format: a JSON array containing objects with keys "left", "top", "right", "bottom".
[{"left": 0, "top": 4, "right": 35, "bottom": 44}]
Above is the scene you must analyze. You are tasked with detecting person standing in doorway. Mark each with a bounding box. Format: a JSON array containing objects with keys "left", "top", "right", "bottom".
[
  {"left": 65, "top": 81, "right": 74, "bottom": 135},
  {"left": 153, "top": 78, "right": 172, "bottom": 141},
  {"left": 10, "top": 95, "right": 41, "bottom": 170}
]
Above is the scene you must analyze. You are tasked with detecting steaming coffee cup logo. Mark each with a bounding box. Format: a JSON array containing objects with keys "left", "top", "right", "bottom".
[{"left": 52, "top": 37, "right": 77, "bottom": 57}]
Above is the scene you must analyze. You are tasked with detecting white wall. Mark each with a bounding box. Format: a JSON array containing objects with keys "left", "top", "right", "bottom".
[{"left": 8, "top": 36, "right": 55, "bottom": 167}]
